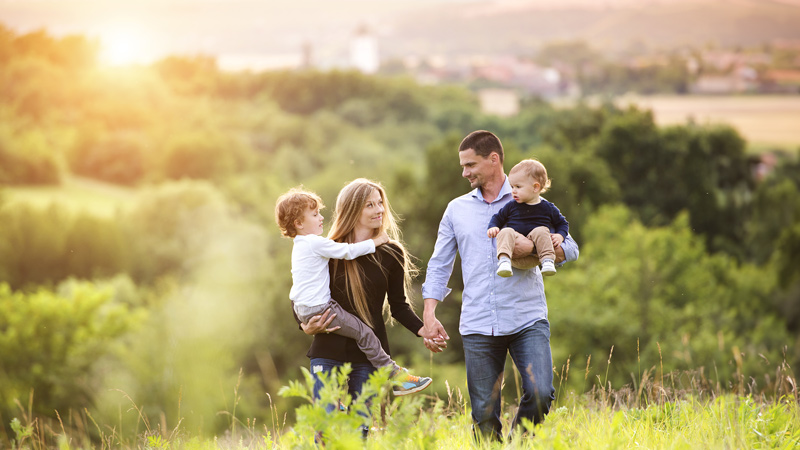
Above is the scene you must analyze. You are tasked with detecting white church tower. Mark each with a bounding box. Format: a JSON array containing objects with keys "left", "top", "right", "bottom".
[{"left": 350, "top": 24, "right": 379, "bottom": 74}]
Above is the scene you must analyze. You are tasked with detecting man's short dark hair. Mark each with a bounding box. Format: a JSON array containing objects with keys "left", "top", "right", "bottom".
[{"left": 459, "top": 130, "right": 504, "bottom": 163}]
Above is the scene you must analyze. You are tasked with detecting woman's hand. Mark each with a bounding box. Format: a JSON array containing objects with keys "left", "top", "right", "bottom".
[
  {"left": 300, "top": 308, "right": 341, "bottom": 335},
  {"left": 421, "top": 323, "right": 447, "bottom": 352},
  {"left": 423, "top": 337, "right": 448, "bottom": 353},
  {"left": 419, "top": 301, "right": 449, "bottom": 353}
]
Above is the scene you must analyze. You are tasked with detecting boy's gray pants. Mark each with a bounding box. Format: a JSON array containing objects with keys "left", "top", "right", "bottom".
[{"left": 294, "top": 299, "right": 395, "bottom": 369}]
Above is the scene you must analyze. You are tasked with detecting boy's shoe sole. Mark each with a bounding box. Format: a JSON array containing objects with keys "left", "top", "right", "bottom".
[
  {"left": 496, "top": 261, "right": 513, "bottom": 277},
  {"left": 392, "top": 377, "right": 432, "bottom": 396},
  {"left": 540, "top": 261, "right": 556, "bottom": 276}
]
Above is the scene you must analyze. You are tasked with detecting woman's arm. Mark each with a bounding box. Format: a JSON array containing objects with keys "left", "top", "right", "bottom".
[
  {"left": 384, "top": 246, "right": 425, "bottom": 336},
  {"left": 298, "top": 308, "right": 341, "bottom": 335}
]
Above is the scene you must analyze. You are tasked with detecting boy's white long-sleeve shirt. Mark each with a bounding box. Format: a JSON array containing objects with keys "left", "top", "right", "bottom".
[{"left": 289, "top": 234, "right": 376, "bottom": 307}]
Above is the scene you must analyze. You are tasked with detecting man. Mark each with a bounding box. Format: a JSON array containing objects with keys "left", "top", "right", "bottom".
[{"left": 421, "top": 130, "right": 579, "bottom": 440}]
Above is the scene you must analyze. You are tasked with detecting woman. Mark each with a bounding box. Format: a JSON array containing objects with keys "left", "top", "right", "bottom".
[{"left": 297, "top": 178, "right": 431, "bottom": 407}]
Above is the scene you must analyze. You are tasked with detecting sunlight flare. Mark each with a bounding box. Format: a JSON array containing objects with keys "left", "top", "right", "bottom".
[{"left": 99, "top": 25, "right": 153, "bottom": 66}]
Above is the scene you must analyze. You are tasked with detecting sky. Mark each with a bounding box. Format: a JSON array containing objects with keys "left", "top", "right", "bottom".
[
  {"left": 2, "top": 0, "right": 800, "bottom": 69},
  {"left": 0, "top": 0, "right": 438, "bottom": 67}
]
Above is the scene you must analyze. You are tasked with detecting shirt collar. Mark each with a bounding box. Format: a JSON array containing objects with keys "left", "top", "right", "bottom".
[{"left": 472, "top": 175, "right": 512, "bottom": 204}]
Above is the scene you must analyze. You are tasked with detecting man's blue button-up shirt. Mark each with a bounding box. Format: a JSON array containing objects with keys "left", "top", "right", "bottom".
[{"left": 422, "top": 177, "right": 579, "bottom": 336}]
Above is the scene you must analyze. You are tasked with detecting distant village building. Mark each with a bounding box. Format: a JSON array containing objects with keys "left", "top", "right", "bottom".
[
  {"left": 762, "top": 69, "right": 800, "bottom": 93},
  {"left": 690, "top": 66, "right": 758, "bottom": 94},
  {"left": 691, "top": 76, "right": 748, "bottom": 94},
  {"left": 350, "top": 25, "right": 379, "bottom": 74},
  {"left": 471, "top": 56, "right": 567, "bottom": 99},
  {"left": 478, "top": 88, "right": 520, "bottom": 117}
]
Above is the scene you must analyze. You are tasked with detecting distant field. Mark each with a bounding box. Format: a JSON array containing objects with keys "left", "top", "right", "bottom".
[
  {"left": 3, "top": 176, "right": 135, "bottom": 218},
  {"left": 612, "top": 95, "right": 800, "bottom": 152}
]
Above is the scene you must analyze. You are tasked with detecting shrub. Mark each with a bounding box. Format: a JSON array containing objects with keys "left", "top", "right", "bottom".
[
  {"left": 0, "top": 281, "right": 143, "bottom": 424},
  {"left": 0, "top": 129, "right": 61, "bottom": 185}
]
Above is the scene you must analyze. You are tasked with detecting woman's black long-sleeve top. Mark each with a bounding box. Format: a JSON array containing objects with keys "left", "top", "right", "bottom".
[{"left": 303, "top": 243, "right": 423, "bottom": 363}]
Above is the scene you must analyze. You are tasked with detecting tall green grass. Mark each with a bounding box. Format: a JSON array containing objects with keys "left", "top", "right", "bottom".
[{"left": 6, "top": 354, "right": 799, "bottom": 449}]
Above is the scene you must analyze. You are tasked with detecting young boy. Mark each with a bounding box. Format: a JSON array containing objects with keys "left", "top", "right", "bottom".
[
  {"left": 487, "top": 159, "right": 569, "bottom": 278},
  {"left": 274, "top": 187, "right": 431, "bottom": 396}
]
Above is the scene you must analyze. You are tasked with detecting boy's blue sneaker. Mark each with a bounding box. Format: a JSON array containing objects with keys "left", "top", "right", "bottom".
[{"left": 391, "top": 368, "right": 432, "bottom": 396}]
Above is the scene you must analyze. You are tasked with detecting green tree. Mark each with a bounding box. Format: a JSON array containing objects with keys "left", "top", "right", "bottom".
[
  {"left": 746, "top": 156, "right": 800, "bottom": 264},
  {"left": 746, "top": 155, "right": 800, "bottom": 336},
  {"left": 403, "top": 134, "right": 468, "bottom": 265},
  {"left": 153, "top": 55, "right": 219, "bottom": 96},
  {"left": 0, "top": 203, "right": 69, "bottom": 289},
  {"left": 161, "top": 131, "right": 241, "bottom": 181},
  {"left": 548, "top": 205, "right": 791, "bottom": 391},
  {"left": 69, "top": 132, "right": 146, "bottom": 185},
  {"left": 0, "top": 130, "right": 61, "bottom": 185},
  {"left": 536, "top": 102, "right": 619, "bottom": 152},
  {"left": 64, "top": 214, "right": 129, "bottom": 279},
  {"left": 0, "top": 281, "right": 141, "bottom": 424},
  {"left": 124, "top": 180, "right": 233, "bottom": 283},
  {"left": 592, "top": 109, "right": 755, "bottom": 255},
  {"left": 0, "top": 203, "right": 132, "bottom": 289}
]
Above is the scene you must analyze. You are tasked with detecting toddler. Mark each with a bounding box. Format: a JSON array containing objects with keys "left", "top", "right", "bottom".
[{"left": 487, "top": 159, "right": 569, "bottom": 278}]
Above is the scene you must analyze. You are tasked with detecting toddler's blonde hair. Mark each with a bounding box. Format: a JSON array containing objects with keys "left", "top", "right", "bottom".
[{"left": 509, "top": 159, "right": 551, "bottom": 193}]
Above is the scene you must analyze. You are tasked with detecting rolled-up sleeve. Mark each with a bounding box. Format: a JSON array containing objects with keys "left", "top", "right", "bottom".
[
  {"left": 558, "top": 234, "right": 579, "bottom": 266},
  {"left": 421, "top": 205, "right": 457, "bottom": 301}
]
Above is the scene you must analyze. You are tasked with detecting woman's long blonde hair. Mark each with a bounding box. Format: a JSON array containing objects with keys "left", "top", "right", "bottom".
[{"left": 327, "top": 178, "right": 418, "bottom": 328}]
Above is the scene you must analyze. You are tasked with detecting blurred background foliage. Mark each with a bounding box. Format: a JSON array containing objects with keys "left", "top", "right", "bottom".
[{"left": 0, "top": 24, "right": 799, "bottom": 442}]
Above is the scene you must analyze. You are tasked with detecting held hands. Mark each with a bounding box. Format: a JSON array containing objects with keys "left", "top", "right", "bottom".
[
  {"left": 423, "top": 336, "right": 448, "bottom": 353},
  {"left": 373, "top": 231, "right": 390, "bottom": 247},
  {"left": 551, "top": 233, "right": 564, "bottom": 248},
  {"left": 487, "top": 227, "right": 500, "bottom": 238},
  {"left": 421, "top": 320, "right": 449, "bottom": 353},
  {"left": 421, "top": 299, "right": 450, "bottom": 353},
  {"left": 300, "top": 308, "right": 341, "bottom": 335}
]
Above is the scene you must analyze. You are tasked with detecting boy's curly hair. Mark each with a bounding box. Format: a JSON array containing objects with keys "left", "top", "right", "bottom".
[{"left": 274, "top": 188, "right": 324, "bottom": 238}]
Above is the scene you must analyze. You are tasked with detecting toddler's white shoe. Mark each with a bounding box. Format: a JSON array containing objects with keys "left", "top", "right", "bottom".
[
  {"left": 540, "top": 259, "right": 556, "bottom": 276},
  {"left": 496, "top": 260, "right": 513, "bottom": 278}
]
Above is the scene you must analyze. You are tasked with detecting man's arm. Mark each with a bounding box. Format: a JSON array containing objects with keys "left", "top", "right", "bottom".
[
  {"left": 512, "top": 233, "right": 579, "bottom": 265},
  {"left": 420, "top": 205, "right": 458, "bottom": 351},
  {"left": 422, "top": 298, "right": 449, "bottom": 352},
  {"left": 559, "top": 233, "right": 579, "bottom": 264},
  {"left": 550, "top": 203, "right": 569, "bottom": 241}
]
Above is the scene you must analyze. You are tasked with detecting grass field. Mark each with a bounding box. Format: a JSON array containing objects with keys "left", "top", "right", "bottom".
[
  {"left": 7, "top": 364, "right": 799, "bottom": 449},
  {"left": 2, "top": 176, "right": 135, "bottom": 218},
  {"left": 612, "top": 95, "right": 800, "bottom": 152},
  {"left": 9, "top": 389, "right": 799, "bottom": 449}
]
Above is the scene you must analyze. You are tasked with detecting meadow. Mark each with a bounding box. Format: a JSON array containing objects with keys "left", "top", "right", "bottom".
[
  {"left": 3, "top": 176, "right": 135, "bottom": 218},
  {"left": 611, "top": 95, "right": 800, "bottom": 152},
  {"left": 6, "top": 358, "right": 799, "bottom": 449}
]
